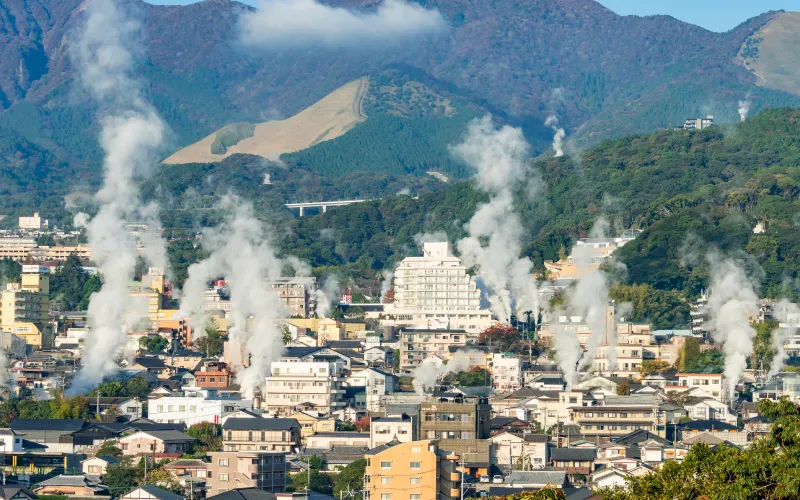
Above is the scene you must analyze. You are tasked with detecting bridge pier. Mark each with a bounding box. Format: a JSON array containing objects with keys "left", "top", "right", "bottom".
[
  {"left": 298, "top": 207, "right": 304, "bottom": 217},
  {"left": 322, "top": 206, "right": 327, "bottom": 213}
]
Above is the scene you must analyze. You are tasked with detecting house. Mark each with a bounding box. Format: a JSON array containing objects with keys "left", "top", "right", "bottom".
[
  {"left": 121, "top": 485, "right": 184, "bottom": 500},
  {"left": 82, "top": 455, "right": 118, "bottom": 475},
  {"left": 222, "top": 418, "right": 301, "bottom": 453},
  {"left": 0, "top": 428, "right": 24, "bottom": 452},
  {"left": 220, "top": 409, "right": 263, "bottom": 425},
  {"left": 34, "top": 475, "right": 108, "bottom": 496},
  {"left": 206, "top": 451, "right": 287, "bottom": 497},
  {"left": 162, "top": 458, "right": 209, "bottom": 481},
  {"left": 149, "top": 386, "right": 253, "bottom": 426},
  {"left": 9, "top": 419, "right": 89, "bottom": 453},
  {"left": 490, "top": 417, "right": 531, "bottom": 434},
  {"left": 119, "top": 430, "right": 195, "bottom": 457},
  {"left": 93, "top": 397, "right": 144, "bottom": 420},
  {"left": 346, "top": 368, "right": 396, "bottom": 412},
  {"left": 489, "top": 432, "right": 549, "bottom": 470},
  {"left": 682, "top": 397, "right": 737, "bottom": 426},
  {"left": 370, "top": 414, "right": 415, "bottom": 448},
  {"left": 132, "top": 356, "right": 172, "bottom": 379},
  {"left": 0, "top": 486, "right": 36, "bottom": 500},
  {"left": 286, "top": 411, "right": 336, "bottom": 442},
  {"left": 590, "top": 468, "right": 629, "bottom": 490},
  {"left": 363, "top": 346, "right": 394, "bottom": 367},
  {"left": 306, "top": 432, "right": 370, "bottom": 449},
  {"left": 504, "top": 471, "right": 567, "bottom": 489},
  {"left": 549, "top": 447, "right": 597, "bottom": 475}
]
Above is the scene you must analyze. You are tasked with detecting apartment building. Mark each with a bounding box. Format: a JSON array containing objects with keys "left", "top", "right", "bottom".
[
  {"left": 370, "top": 414, "right": 415, "bottom": 448},
  {"left": 268, "top": 277, "right": 316, "bottom": 318},
  {"left": 346, "top": 368, "right": 396, "bottom": 412},
  {"left": 206, "top": 451, "right": 287, "bottom": 496},
  {"left": 491, "top": 353, "right": 522, "bottom": 391},
  {"left": 570, "top": 399, "right": 661, "bottom": 443},
  {"left": 384, "top": 242, "right": 493, "bottom": 333},
  {"left": 195, "top": 361, "right": 232, "bottom": 389},
  {"left": 148, "top": 387, "right": 253, "bottom": 425},
  {"left": 263, "top": 360, "right": 346, "bottom": 415},
  {"left": 364, "top": 440, "right": 461, "bottom": 500},
  {"left": 221, "top": 418, "right": 301, "bottom": 453},
  {"left": 1, "top": 266, "right": 50, "bottom": 348},
  {"left": 399, "top": 328, "right": 467, "bottom": 373},
  {"left": 673, "top": 373, "right": 732, "bottom": 403},
  {"left": 0, "top": 245, "right": 91, "bottom": 262},
  {"left": 18, "top": 213, "right": 48, "bottom": 230},
  {"left": 119, "top": 430, "right": 195, "bottom": 457}
]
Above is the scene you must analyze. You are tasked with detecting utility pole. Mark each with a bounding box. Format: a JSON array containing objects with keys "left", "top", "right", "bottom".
[{"left": 96, "top": 390, "right": 100, "bottom": 420}]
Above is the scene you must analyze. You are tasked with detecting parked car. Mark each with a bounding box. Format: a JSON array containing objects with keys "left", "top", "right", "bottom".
[
  {"left": 479, "top": 475, "right": 490, "bottom": 483},
  {"left": 492, "top": 475, "right": 504, "bottom": 484}
]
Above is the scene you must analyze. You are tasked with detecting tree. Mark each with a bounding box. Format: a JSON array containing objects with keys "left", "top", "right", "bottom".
[
  {"left": 89, "top": 381, "right": 124, "bottom": 398},
  {"left": 478, "top": 324, "right": 522, "bottom": 352},
  {"left": 103, "top": 461, "right": 139, "bottom": 497},
  {"left": 392, "top": 349, "right": 400, "bottom": 371},
  {"left": 0, "top": 258, "right": 22, "bottom": 284},
  {"left": 354, "top": 416, "right": 370, "bottom": 432},
  {"left": 50, "top": 255, "right": 90, "bottom": 310},
  {"left": 186, "top": 422, "right": 219, "bottom": 455},
  {"left": 616, "top": 380, "right": 631, "bottom": 396},
  {"left": 676, "top": 338, "right": 701, "bottom": 372},
  {"left": 338, "top": 420, "right": 356, "bottom": 431},
  {"left": 751, "top": 319, "right": 778, "bottom": 372},
  {"left": 637, "top": 360, "right": 672, "bottom": 376},
  {"left": 36, "top": 234, "right": 56, "bottom": 247},
  {"left": 126, "top": 377, "right": 151, "bottom": 397},
  {"left": 333, "top": 459, "right": 366, "bottom": 499},
  {"left": 449, "top": 367, "right": 490, "bottom": 387},
  {"left": 79, "top": 274, "right": 102, "bottom": 310},
  {"left": 288, "top": 470, "right": 334, "bottom": 495},
  {"left": 97, "top": 440, "right": 123, "bottom": 458},
  {"left": 683, "top": 349, "right": 724, "bottom": 374},
  {"left": 139, "top": 336, "right": 168, "bottom": 353}
]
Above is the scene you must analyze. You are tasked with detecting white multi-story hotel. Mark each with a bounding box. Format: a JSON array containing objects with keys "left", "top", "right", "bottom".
[
  {"left": 385, "top": 242, "right": 493, "bottom": 333},
  {"left": 263, "top": 360, "right": 346, "bottom": 415},
  {"left": 148, "top": 387, "right": 253, "bottom": 425}
]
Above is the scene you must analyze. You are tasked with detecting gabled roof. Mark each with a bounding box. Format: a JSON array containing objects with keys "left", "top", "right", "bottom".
[
  {"left": 134, "top": 357, "right": 167, "bottom": 369},
  {"left": 282, "top": 347, "right": 324, "bottom": 359},
  {"left": 123, "top": 430, "right": 194, "bottom": 442},
  {"left": 612, "top": 429, "right": 669, "bottom": 447},
  {"left": 122, "top": 486, "right": 184, "bottom": 500},
  {"left": 11, "top": 419, "right": 88, "bottom": 432},
  {"left": 163, "top": 459, "right": 208, "bottom": 468},
  {"left": 81, "top": 456, "right": 119, "bottom": 464},
  {"left": 36, "top": 475, "right": 105, "bottom": 490},
  {"left": 550, "top": 447, "right": 596, "bottom": 461},
  {"left": 506, "top": 470, "right": 567, "bottom": 486},
  {"left": 204, "top": 488, "right": 276, "bottom": 500},
  {"left": 679, "top": 419, "right": 737, "bottom": 431},
  {"left": 222, "top": 418, "right": 299, "bottom": 431},
  {"left": 491, "top": 417, "right": 527, "bottom": 429}
]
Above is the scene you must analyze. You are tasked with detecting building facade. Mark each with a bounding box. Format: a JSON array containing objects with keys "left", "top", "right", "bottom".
[
  {"left": 364, "top": 440, "right": 461, "bottom": 500},
  {"left": 206, "top": 451, "right": 287, "bottom": 497},
  {"left": 263, "top": 360, "right": 346, "bottom": 415},
  {"left": 221, "top": 418, "right": 301, "bottom": 453}
]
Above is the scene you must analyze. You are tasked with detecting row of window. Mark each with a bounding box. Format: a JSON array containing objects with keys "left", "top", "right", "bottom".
[
  {"left": 578, "top": 412, "right": 652, "bottom": 418},
  {"left": 380, "top": 460, "right": 422, "bottom": 469},
  {"left": 581, "top": 424, "right": 651, "bottom": 431}
]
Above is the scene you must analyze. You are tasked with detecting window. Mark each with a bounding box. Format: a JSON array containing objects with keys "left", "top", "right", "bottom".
[
  {"left": 381, "top": 477, "right": 391, "bottom": 484},
  {"left": 410, "top": 461, "right": 421, "bottom": 469},
  {"left": 157, "top": 405, "right": 163, "bottom": 412},
  {"left": 411, "top": 446, "right": 421, "bottom": 453},
  {"left": 411, "top": 495, "right": 421, "bottom": 500},
  {"left": 410, "top": 478, "right": 421, "bottom": 485},
  {"left": 219, "top": 474, "right": 229, "bottom": 482},
  {"left": 218, "top": 458, "right": 229, "bottom": 466},
  {"left": 179, "top": 406, "right": 186, "bottom": 412},
  {"left": 197, "top": 470, "right": 207, "bottom": 478},
  {"left": 381, "top": 461, "right": 392, "bottom": 469},
  {"left": 381, "top": 495, "right": 392, "bottom": 500}
]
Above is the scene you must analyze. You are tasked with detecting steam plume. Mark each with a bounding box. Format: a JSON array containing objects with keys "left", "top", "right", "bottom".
[
  {"left": 545, "top": 115, "right": 565, "bottom": 157},
  {"left": 738, "top": 99, "right": 751, "bottom": 123},
  {"left": 451, "top": 115, "right": 540, "bottom": 323},
  {"left": 314, "top": 276, "right": 340, "bottom": 318},
  {"left": 412, "top": 349, "right": 478, "bottom": 395},
  {"left": 705, "top": 257, "right": 759, "bottom": 399},
  {"left": 69, "top": 0, "right": 167, "bottom": 393},
  {"left": 768, "top": 300, "right": 800, "bottom": 378},
  {"left": 380, "top": 270, "right": 394, "bottom": 302},
  {"left": 178, "top": 198, "right": 288, "bottom": 393},
  {"left": 239, "top": 0, "right": 446, "bottom": 49},
  {"left": 550, "top": 317, "right": 583, "bottom": 389}
]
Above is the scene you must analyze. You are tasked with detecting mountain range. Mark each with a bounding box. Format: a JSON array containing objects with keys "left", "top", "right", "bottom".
[{"left": 2, "top": 0, "right": 800, "bottom": 220}]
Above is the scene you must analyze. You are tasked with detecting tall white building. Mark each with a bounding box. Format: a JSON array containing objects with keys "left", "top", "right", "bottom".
[
  {"left": 263, "top": 360, "right": 346, "bottom": 416},
  {"left": 18, "top": 213, "right": 47, "bottom": 230},
  {"left": 386, "top": 242, "right": 492, "bottom": 333},
  {"left": 148, "top": 387, "right": 253, "bottom": 425}
]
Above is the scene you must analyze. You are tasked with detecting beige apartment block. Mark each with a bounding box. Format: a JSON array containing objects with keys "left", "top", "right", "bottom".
[
  {"left": 365, "top": 440, "right": 461, "bottom": 500},
  {"left": 206, "top": 451, "right": 287, "bottom": 497}
]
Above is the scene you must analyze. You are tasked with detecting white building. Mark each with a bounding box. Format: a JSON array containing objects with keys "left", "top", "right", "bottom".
[
  {"left": 489, "top": 432, "right": 549, "bottom": 470},
  {"left": 148, "top": 387, "right": 252, "bottom": 425},
  {"left": 346, "top": 367, "right": 395, "bottom": 412},
  {"left": 492, "top": 353, "right": 522, "bottom": 391},
  {"left": 384, "top": 242, "right": 493, "bottom": 333},
  {"left": 18, "top": 213, "right": 48, "bottom": 230},
  {"left": 263, "top": 360, "right": 346, "bottom": 415},
  {"left": 0, "top": 429, "right": 24, "bottom": 452},
  {"left": 369, "top": 414, "right": 415, "bottom": 448}
]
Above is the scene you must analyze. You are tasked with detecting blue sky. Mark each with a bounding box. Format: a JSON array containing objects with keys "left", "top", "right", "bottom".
[{"left": 147, "top": 0, "right": 799, "bottom": 33}]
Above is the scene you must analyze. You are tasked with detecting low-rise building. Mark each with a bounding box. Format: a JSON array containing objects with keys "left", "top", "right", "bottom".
[
  {"left": 489, "top": 432, "right": 549, "bottom": 471},
  {"left": 81, "top": 456, "right": 118, "bottom": 476},
  {"left": 370, "top": 414, "right": 415, "bottom": 448},
  {"left": 306, "top": 432, "right": 369, "bottom": 449},
  {"left": 206, "top": 451, "right": 287, "bottom": 497},
  {"left": 119, "top": 430, "right": 195, "bottom": 457},
  {"left": 399, "top": 329, "right": 468, "bottom": 373},
  {"left": 491, "top": 353, "right": 522, "bottom": 391},
  {"left": 34, "top": 475, "right": 107, "bottom": 497},
  {"left": 263, "top": 359, "right": 346, "bottom": 416},
  {"left": 222, "top": 418, "right": 301, "bottom": 453},
  {"left": 148, "top": 387, "right": 253, "bottom": 426},
  {"left": 364, "top": 439, "right": 462, "bottom": 500},
  {"left": 286, "top": 411, "right": 336, "bottom": 442},
  {"left": 121, "top": 486, "right": 184, "bottom": 500}
]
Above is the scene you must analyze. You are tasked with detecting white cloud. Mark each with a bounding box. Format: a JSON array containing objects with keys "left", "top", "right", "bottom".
[{"left": 239, "top": 0, "right": 446, "bottom": 48}]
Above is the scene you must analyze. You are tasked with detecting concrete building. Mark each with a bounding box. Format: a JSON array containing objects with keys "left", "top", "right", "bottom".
[
  {"left": 286, "top": 411, "right": 336, "bottom": 442},
  {"left": 148, "top": 387, "right": 253, "bottom": 425},
  {"left": 206, "top": 451, "right": 287, "bottom": 497},
  {"left": 370, "top": 414, "right": 415, "bottom": 448},
  {"left": 491, "top": 353, "right": 522, "bottom": 391},
  {"left": 543, "top": 232, "right": 639, "bottom": 280},
  {"left": 263, "top": 360, "right": 346, "bottom": 415},
  {"left": 399, "top": 328, "right": 467, "bottom": 373},
  {"left": 268, "top": 277, "right": 316, "bottom": 318},
  {"left": 0, "top": 245, "right": 91, "bottom": 262},
  {"left": 18, "top": 213, "right": 48, "bottom": 230},
  {"left": 195, "top": 361, "right": 232, "bottom": 389},
  {"left": 364, "top": 440, "right": 461, "bottom": 500},
  {"left": 1, "top": 266, "right": 50, "bottom": 348},
  {"left": 384, "top": 242, "right": 493, "bottom": 333},
  {"left": 222, "top": 418, "right": 301, "bottom": 453},
  {"left": 489, "top": 432, "right": 549, "bottom": 471},
  {"left": 346, "top": 367, "right": 396, "bottom": 412},
  {"left": 682, "top": 115, "right": 714, "bottom": 130}
]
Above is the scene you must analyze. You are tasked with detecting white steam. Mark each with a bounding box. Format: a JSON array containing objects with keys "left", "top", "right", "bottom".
[
  {"left": 314, "top": 276, "right": 340, "bottom": 318},
  {"left": 768, "top": 300, "right": 800, "bottom": 379},
  {"left": 73, "top": 212, "right": 90, "bottom": 229},
  {"left": 380, "top": 270, "right": 394, "bottom": 302},
  {"left": 412, "top": 349, "right": 477, "bottom": 395},
  {"left": 451, "top": 115, "right": 540, "bottom": 324},
  {"left": 705, "top": 258, "right": 759, "bottom": 399},
  {"left": 178, "top": 198, "right": 289, "bottom": 393},
  {"left": 239, "top": 0, "right": 446, "bottom": 49},
  {"left": 738, "top": 99, "right": 751, "bottom": 123},
  {"left": 69, "top": 0, "right": 167, "bottom": 393},
  {"left": 545, "top": 115, "right": 565, "bottom": 157},
  {"left": 550, "top": 318, "right": 583, "bottom": 389}
]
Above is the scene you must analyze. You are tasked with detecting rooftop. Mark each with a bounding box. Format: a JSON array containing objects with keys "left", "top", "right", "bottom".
[{"left": 223, "top": 418, "right": 299, "bottom": 431}]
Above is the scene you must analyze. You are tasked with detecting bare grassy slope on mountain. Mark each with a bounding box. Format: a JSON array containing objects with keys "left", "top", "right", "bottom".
[
  {"left": 738, "top": 12, "right": 800, "bottom": 95},
  {"left": 163, "top": 77, "right": 368, "bottom": 164}
]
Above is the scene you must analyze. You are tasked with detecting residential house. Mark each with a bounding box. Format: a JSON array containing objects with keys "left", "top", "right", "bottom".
[
  {"left": 132, "top": 357, "right": 172, "bottom": 379},
  {"left": 503, "top": 471, "right": 567, "bottom": 489},
  {"left": 490, "top": 417, "right": 531, "bottom": 434},
  {"left": 222, "top": 418, "right": 301, "bottom": 453},
  {"left": 9, "top": 419, "right": 89, "bottom": 453},
  {"left": 364, "top": 439, "right": 462, "bottom": 500},
  {"left": 370, "top": 414, "right": 415, "bottom": 448},
  {"left": 673, "top": 373, "right": 732, "bottom": 403},
  {"left": 286, "top": 412, "right": 336, "bottom": 442},
  {"left": 121, "top": 486, "right": 184, "bottom": 500},
  {"left": 195, "top": 361, "right": 232, "bottom": 389},
  {"left": 93, "top": 397, "right": 144, "bottom": 420},
  {"left": 364, "top": 346, "right": 394, "bottom": 367},
  {"left": 149, "top": 387, "right": 253, "bottom": 425},
  {"left": 306, "top": 432, "right": 369, "bottom": 449},
  {"left": 0, "top": 428, "right": 24, "bottom": 452},
  {"left": 162, "top": 458, "right": 209, "bottom": 482},
  {"left": 489, "top": 432, "right": 549, "bottom": 471},
  {"left": 34, "top": 475, "right": 108, "bottom": 496},
  {"left": 0, "top": 486, "right": 35, "bottom": 500},
  {"left": 549, "top": 447, "right": 597, "bottom": 475},
  {"left": 206, "top": 451, "right": 287, "bottom": 497},
  {"left": 346, "top": 367, "right": 396, "bottom": 412},
  {"left": 119, "top": 430, "right": 195, "bottom": 457},
  {"left": 682, "top": 397, "right": 737, "bottom": 426},
  {"left": 82, "top": 456, "right": 118, "bottom": 475},
  {"left": 590, "top": 468, "right": 629, "bottom": 490}
]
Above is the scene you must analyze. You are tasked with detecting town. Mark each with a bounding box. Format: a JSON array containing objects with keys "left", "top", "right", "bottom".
[{"left": 0, "top": 213, "right": 796, "bottom": 500}]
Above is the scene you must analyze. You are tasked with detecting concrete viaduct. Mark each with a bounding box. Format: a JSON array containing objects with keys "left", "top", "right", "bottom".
[{"left": 285, "top": 199, "right": 369, "bottom": 216}]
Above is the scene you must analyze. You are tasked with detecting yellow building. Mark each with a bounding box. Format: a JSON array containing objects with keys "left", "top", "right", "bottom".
[
  {"left": 365, "top": 440, "right": 461, "bottom": 500},
  {"left": 1, "top": 267, "right": 50, "bottom": 348},
  {"left": 286, "top": 411, "right": 336, "bottom": 442},
  {"left": 317, "top": 318, "right": 344, "bottom": 345}
]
